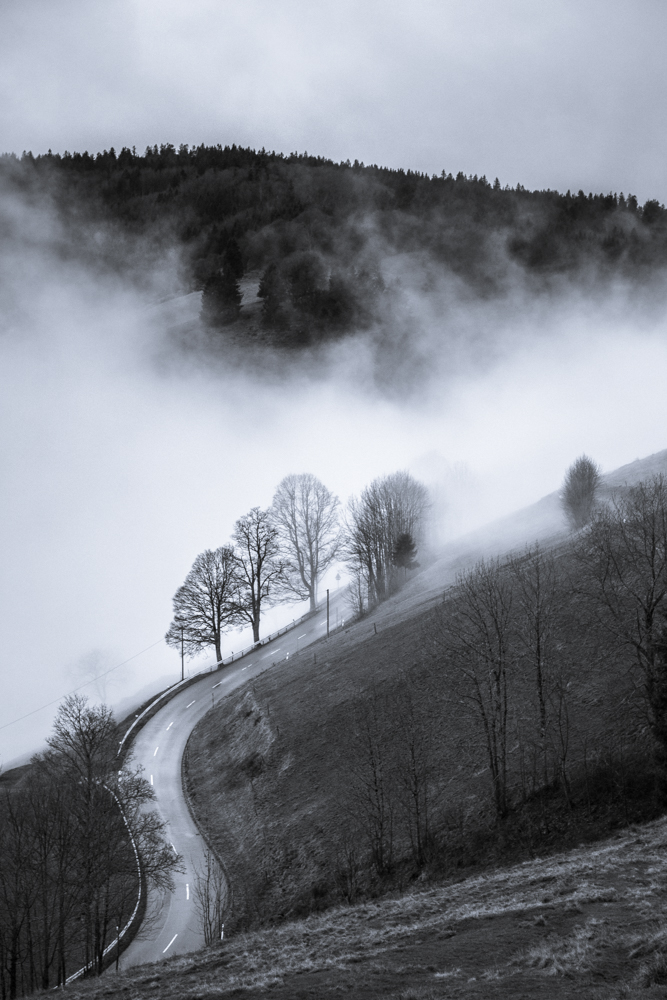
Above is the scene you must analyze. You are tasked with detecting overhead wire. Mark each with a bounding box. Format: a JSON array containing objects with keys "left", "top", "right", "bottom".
[{"left": 0, "top": 637, "right": 165, "bottom": 732}]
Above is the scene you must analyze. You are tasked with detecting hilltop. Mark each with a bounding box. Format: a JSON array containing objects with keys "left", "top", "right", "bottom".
[{"left": 2, "top": 145, "right": 667, "bottom": 356}]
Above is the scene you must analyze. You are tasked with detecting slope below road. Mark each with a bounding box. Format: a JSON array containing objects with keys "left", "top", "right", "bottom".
[{"left": 119, "top": 592, "right": 346, "bottom": 969}]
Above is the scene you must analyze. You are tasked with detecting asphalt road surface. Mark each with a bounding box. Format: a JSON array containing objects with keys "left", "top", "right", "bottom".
[{"left": 120, "top": 591, "right": 347, "bottom": 968}]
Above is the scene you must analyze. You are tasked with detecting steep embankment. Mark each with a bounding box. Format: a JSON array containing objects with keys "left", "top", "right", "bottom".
[
  {"left": 60, "top": 815, "right": 667, "bottom": 998},
  {"left": 184, "top": 448, "right": 667, "bottom": 933}
]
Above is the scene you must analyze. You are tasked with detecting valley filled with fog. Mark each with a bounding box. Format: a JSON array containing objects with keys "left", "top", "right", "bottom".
[{"left": 2, "top": 175, "right": 667, "bottom": 766}]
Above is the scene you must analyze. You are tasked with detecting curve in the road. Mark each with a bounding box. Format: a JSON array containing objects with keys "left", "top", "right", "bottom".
[{"left": 119, "top": 592, "right": 347, "bottom": 969}]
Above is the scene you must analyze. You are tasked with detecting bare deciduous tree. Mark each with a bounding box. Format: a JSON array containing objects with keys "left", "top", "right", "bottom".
[
  {"left": 346, "top": 471, "right": 428, "bottom": 606},
  {"left": 165, "top": 546, "right": 240, "bottom": 664},
  {"left": 578, "top": 475, "right": 667, "bottom": 678},
  {"left": 192, "top": 850, "right": 227, "bottom": 945},
  {"left": 391, "top": 675, "right": 435, "bottom": 867},
  {"left": 271, "top": 473, "right": 340, "bottom": 612},
  {"left": 576, "top": 475, "right": 667, "bottom": 773},
  {"left": 433, "top": 558, "right": 514, "bottom": 818},
  {"left": 508, "top": 544, "right": 561, "bottom": 791},
  {"left": 349, "top": 686, "right": 396, "bottom": 876},
  {"left": 0, "top": 697, "right": 181, "bottom": 993},
  {"left": 233, "top": 507, "right": 284, "bottom": 643},
  {"left": 561, "top": 454, "right": 601, "bottom": 530}
]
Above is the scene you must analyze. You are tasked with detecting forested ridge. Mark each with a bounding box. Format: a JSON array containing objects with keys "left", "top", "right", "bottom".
[{"left": 2, "top": 143, "right": 667, "bottom": 348}]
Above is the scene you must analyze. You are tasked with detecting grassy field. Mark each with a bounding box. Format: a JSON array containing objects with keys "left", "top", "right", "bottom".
[{"left": 65, "top": 816, "right": 667, "bottom": 998}]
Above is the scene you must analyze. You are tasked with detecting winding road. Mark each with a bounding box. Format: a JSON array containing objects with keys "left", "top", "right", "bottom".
[{"left": 119, "top": 593, "right": 346, "bottom": 968}]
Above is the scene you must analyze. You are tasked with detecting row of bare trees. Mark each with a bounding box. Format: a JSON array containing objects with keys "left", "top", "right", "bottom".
[
  {"left": 0, "top": 697, "right": 180, "bottom": 999},
  {"left": 166, "top": 470, "right": 428, "bottom": 664}
]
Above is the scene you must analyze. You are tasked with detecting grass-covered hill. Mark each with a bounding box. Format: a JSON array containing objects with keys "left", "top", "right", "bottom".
[
  {"left": 2, "top": 144, "right": 667, "bottom": 349},
  {"left": 64, "top": 806, "right": 667, "bottom": 997},
  {"left": 183, "top": 449, "right": 667, "bottom": 939}
]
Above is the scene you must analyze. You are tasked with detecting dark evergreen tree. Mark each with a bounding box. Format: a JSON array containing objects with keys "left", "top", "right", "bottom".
[
  {"left": 223, "top": 238, "right": 244, "bottom": 279},
  {"left": 392, "top": 532, "right": 419, "bottom": 572},
  {"left": 200, "top": 269, "right": 242, "bottom": 326},
  {"left": 258, "top": 262, "right": 292, "bottom": 330}
]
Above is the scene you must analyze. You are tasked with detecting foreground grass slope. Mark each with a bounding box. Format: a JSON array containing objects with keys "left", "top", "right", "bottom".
[{"left": 67, "top": 817, "right": 667, "bottom": 998}]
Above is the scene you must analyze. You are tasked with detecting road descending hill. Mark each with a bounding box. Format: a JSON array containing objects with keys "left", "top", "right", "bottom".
[{"left": 119, "top": 591, "right": 347, "bottom": 968}]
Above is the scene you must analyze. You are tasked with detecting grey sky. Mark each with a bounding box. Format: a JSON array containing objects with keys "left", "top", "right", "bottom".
[{"left": 1, "top": 0, "right": 666, "bottom": 201}]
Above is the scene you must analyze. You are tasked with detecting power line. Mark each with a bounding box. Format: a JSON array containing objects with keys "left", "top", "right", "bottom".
[{"left": 0, "top": 638, "right": 165, "bottom": 733}]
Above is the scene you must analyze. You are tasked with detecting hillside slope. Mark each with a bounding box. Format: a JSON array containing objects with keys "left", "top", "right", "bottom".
[
  {"left": 64, "top": 815, "right": 667, "bottom": 998},
  {"left": 184, "top": 447, "right": 667, "bottom": 931}
]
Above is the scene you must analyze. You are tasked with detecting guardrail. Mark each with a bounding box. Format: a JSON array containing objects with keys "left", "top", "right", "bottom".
[
  {"left": 63, "top": 785, "right": 143, "bottom": 984},
  {"left": 117, "top": 607, "right": 317, "bottom": 755}
]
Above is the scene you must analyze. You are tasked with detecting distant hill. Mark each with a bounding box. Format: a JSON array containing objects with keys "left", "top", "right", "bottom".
[{"left": 2, "top": 145, "right": 667, "bottom": 351}]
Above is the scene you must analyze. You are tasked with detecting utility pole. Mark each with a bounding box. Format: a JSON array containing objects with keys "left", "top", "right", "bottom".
[
  {"left": 327, "top": 588, "right": 330, "bottom": 638},
  {"left": 180, "top": 626, "right": 184, "bottom": 681}
]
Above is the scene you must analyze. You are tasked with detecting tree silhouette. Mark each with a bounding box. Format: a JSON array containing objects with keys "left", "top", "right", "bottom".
[
  {"left": 200, "top": 269, "right": 242, "bottom": 326},
  {"left": 561, "top": 455, "right": 601, "bottom": 530},
  {"left": 271, "top": 473, "right": 340, "bottom": 611},
  {"left": 165, "top": 547, "right": 240, "bottom": 664},
  {"left": 392, "top": 532, "right": 418, "bottom": 573}
]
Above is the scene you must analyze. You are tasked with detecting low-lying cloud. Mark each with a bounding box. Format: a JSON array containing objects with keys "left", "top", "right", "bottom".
[{"left": 2, "top": 177, "right": 667, "bottom": 766}]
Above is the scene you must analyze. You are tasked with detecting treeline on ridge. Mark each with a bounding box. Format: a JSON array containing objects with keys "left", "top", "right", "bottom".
[{"left": 2, "top": 143, "right": 667, "bottom": 347}]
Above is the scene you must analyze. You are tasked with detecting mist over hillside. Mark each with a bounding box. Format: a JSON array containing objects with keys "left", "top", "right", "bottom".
[
  {"left": 2, "top": 145, "right": 667, "bottom": 384},
  {"left": 2, "top": 144, "right": 667, "bottom": 768}
]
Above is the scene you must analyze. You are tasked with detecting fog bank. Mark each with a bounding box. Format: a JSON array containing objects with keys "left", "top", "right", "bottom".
[{"left": 2, "top": 183, "right": 667, "bottom": 766}]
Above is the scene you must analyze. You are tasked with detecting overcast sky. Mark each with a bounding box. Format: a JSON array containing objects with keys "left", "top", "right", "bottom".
[
  {"left": 2, "top": 0, "right": 667, "bottom": 766},
  {"left": 1, "top": 0, "right": 667, "bottom": 203}
]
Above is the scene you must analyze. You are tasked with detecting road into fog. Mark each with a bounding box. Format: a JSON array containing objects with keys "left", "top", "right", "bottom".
[{"left": 119, "top": 592, "right": 347, "bottom": 968}]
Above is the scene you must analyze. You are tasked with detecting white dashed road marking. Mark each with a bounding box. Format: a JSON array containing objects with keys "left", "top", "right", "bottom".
[
  {"left": 166, "top": 722, "right": 173, "bottom": 730},
  {"left": 186, "top": 884, "right": 189, "bottom": 900},
  {"left": 298, "top": 634, "right": 307, "bottom": 639},
  {"left": 212, "top": 680, "right": 223, "bottom": 689},
  {"left": 150, "top": 775, "right": 153, "bottom": 786},
  {"left": 186, "top": 700, "right": 195, "bottom": 708},
  {"left": 163, "top": 934, "right": 177, "bottom": 953},
  {"left": 154, "top": 746, "right": 159, "bottom": 756}
]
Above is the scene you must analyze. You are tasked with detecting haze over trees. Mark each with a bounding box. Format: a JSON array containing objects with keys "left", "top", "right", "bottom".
[
  {"left": 165, "top": 469, "right": 425, "bottom": 663},
  {"left": 561, "top": 454, "right": 601, "bottom": 529},
  {"left": 346, "top": 471, "right": 428, "bottom": 610},
  {"left": 270, "top": 473, "right": 340, "bottom": 612},
  {"left": 2, "top": 144, "right": 667, "bottom": 350}
]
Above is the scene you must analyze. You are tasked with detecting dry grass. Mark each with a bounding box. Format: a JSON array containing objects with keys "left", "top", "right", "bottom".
[{"left": 61, "top": 816, "right": 667, "bottom": 998}]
